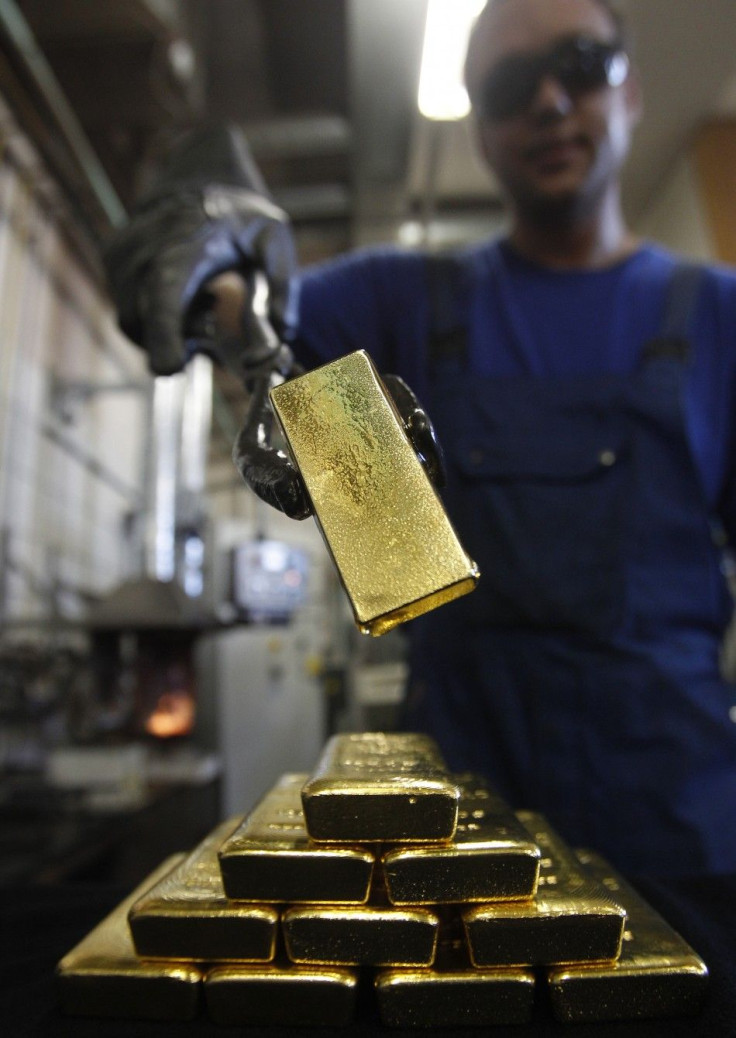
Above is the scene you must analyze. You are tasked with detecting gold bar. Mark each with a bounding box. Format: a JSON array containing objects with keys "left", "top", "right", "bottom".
[
  {"left": 56, "top": 855, "right": 202, "bottom": 1021},
  {"left": 375, "top": 924, "right": 536, "bottom": 1028},
  {"left": 218, "top": 773, "right": 374, "bottom": 903},
  {"left": 547, "top": 850, "right": 709, "bottom": 1022},
  {"left": 269, "top": 350, "right": 479, "bottom": 636},
  {"left": 383, "top": 773, "right": 540, "bottom": 904},
  {"left": 282, "top": 881, "right": 440, "bottom": 967},
  {"left": 301, "top": 732, "right": 460, "bottom": 843},
  {"left": 205, "top": 959, "right": 358, "bottom": 1027},
  {"left": 128, "top": 818, "right": 279, "bottom": 962},
  {"left": 463, "top": 812, "right": 626, "bottom": 967}
]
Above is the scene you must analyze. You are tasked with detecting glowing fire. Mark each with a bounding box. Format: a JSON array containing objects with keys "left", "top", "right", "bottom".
[{"left": 144, "top": 690, "right": 195, "bottom": 738}]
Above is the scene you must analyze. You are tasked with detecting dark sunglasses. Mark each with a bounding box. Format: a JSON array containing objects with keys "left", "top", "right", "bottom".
[{"left": 473, "top": 35, "right": 630, "bottom": 121}]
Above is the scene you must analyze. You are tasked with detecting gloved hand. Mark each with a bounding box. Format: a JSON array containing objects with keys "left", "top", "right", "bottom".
[
  {"left": 104, "top": 124, "right": 445, "bottom": 521},
  {"left": 382, "top": 374, "right": 446, "bottom": 489},
  {"left": 232, "top": 366, "right": 446, "bottom": 522},
  {"left": 103, "top": 125, "right": 297, "bottom": 375}
]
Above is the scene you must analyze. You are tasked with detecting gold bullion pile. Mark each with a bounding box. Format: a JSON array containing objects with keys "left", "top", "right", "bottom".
[{"left": 57, "top": 732, "right": 709, "bottom": 1028}]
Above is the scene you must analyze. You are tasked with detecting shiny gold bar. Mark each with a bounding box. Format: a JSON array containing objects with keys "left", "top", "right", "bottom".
[
  {"left": 282, "top": 881, "right": 440, "bottom": 966},
  {"left": 269, "top": 350, "right": 479, "bottom": 636},
  {"left": 205, "top": 959, "right": 358, "bottom": 1027},
  {"left": 383, "top": 773, "right": 541, "bottom": 904},
  {"left": 218, "top": 773, "right": 374, "bottom": 903},
  {"left": 56, "top": 855, "right": 202, "bottom": 1021},
  {"left": 128, "top": 818, "right": 278, "bottom": 962},
  {"left": 301, "top": 732, "right": 460, "bottom": 843},
  {"left": 375, "top": 919, "right": 535, "bottom": 1028},
  {"left": 547, "top": 850, "right": 709, "bottom": 1022},
  {"left": 463, "top": 812, "right": 626, "bottom": 967}
]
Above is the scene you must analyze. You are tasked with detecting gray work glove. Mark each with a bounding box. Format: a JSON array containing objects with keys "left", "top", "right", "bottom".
[
  {"left": 232, "top": 367, "right": 446, "bottom": 522},
  {"left": 103, "top": 124, "right": 297, "bottom": 375},
  {"left": 103, "top": 124, "right": 445, "bottom": 521}
]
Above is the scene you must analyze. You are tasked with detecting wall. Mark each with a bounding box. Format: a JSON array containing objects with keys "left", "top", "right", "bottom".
[
  {"left": 0, "top": 105, "right": 150, "bottom": 627},
  {"left": 634, "top": 153, "right": 715, "bottom": 260}
]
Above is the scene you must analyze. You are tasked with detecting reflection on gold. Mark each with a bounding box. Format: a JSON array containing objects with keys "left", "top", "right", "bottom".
[
  {"left": 301, "top": 732, "right": 460, "bottom": 843},
  {"left": 218, "top": 773, "right": 374, "bottom": 903},
  {"left": 463, "top": 812, "right": 626, "bottom": 967},
  {"left": 270, "top": 350, "right": 478, "bottom": 636},
  {"left": 128, "top": 818, "right": 278, "bottom": 962},
  {"left": 56, "top": 855, "right": 202, "bottom": 1021},
  {"left": 547, "top": 850, "right": 709, "bottom": 1022},
  {"left": 375, "top": 923, "right": 535, "bottom": 1028},
  {"left": 205, "top": 959, "right": 358, "bottom": 1027},
  {"left": 383, "top": 773, "right": 540, "bottom": 904},
  {"left": 282, "top": 879, "right": 440, "bottom": 967}
]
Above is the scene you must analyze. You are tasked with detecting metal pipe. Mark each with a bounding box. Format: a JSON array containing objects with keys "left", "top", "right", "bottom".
[
  {"left": 41, "top": 423, "right": 142, "bottom": 503},
  {"left": 180, "top": 354, "right": 213, "bottom": 495},
  {"left": 0, "top": 0, "right": 127, "bottom": 229},
  {"left": 146, "top": 374, "right": 186, "bottom": 582}
]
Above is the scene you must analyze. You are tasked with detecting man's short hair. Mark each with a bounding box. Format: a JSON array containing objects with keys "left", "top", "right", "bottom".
[
  {"left": 582, "top": 0, "right": 628, "bottom": 46},
  {"left": 465, "top": 0, "right": 631, "bottom": 93},
  {"left": 470, "top": 0, "right": 629, "bottom": 48}
]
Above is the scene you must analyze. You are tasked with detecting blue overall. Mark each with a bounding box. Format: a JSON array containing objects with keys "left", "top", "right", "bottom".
[
  {"left": 402, "top": 254, "right": 736, "bottom": 876},
  {"left": 296, "top": 241, "right": 736, "bottom": 875}
]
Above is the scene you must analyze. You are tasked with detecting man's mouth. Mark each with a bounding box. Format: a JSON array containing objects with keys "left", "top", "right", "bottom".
[{"left": 525, "top": 136, "right": 587, "bottom": 171}]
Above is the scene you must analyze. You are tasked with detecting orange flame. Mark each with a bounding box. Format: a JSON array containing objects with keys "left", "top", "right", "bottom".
[{"left": 144, "top": 691, "right": 195, "bottom": 738}]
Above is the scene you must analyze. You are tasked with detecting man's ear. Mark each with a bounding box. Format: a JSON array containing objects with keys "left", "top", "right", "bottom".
[
  {"left": 624, "top": 65, "right": 644, "bottom": 128},
  {"left": 470, "top": 115, "right": 497, "bottom": 177}
]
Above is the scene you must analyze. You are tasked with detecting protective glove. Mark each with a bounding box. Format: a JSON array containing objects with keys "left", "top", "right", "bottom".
[
  {"left": 104, "top": 124, "right": 445, "bottom": 519},
  {"left": 381, "top": 374, "right": 446, "bottom": 489},
  {"left": 232, "top": 364, "right": 446, "bottom": 522},
  {"left": 103, "top": 124, "right": 297, "bottom": 375}
]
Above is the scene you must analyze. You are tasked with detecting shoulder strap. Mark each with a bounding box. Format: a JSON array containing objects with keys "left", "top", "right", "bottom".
[
  {"left": 643, "top": 262, "right": 706, "bottom": 364},
  {"left": 426, "top": 252, "right": 470, "bottom": 363},
  {"left": 426, "top": 253, "right": 707, "bottom": 367}
]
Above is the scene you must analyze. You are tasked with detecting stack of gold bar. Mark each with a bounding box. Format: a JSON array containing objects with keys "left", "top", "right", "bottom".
[{"left": 57, "top": 732, "right": 709, "bottom": 1028}]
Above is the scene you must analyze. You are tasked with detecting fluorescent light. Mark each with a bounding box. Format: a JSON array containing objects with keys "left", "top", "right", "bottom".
[
  {"left": 397, "top": 220, "right": 425, "bottom": 246},
  {"left": 418, "top": 0, "right": 486, "bottom": 121}
]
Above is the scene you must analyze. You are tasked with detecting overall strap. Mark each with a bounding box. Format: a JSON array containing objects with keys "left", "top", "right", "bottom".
[
  {"left": 642, "top": 262, "right": 706, "bottom": 365},
  {"left": 426, "top": 252, "right": 470, "bottom": 363},
  {"left": 427, "top": 253, "right": 707, "bottom": 367}
]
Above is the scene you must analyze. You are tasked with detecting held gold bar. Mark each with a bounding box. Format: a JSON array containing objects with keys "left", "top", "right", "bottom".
[
  {"left": 300, "top": 732, "right": 460, "bottom": 843},
  {"left": 547, "top": 850, "right": 709, "bottom": 1023},
  {"left": 128, "top": 818, "right": 278, "bottom": 962},
  {"left": 269, "top": 350, "right": 479, "bottom": 636},
  {"left": 282, "top": 883, "right": 440, "bottom": 967},
  {"left": 375, "top": 926, "right": 536, "bottom": 1028},
  {"left": 463, "top": 812, "right": 626, "bottom": 967},
  {"left": 56, "top": 855, "right": 202, "bottom": 1021},
  {"left": 218, "top": 773, "right": 374, "bottom": 903},
  {"left": 383, "top": 773, "right": 541, "bottom": 904},
  {"left": 205, "top": 959, "right": 359, "bottom": 1027}
]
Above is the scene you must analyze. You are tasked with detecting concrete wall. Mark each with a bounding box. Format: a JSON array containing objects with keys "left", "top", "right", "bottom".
[
  {"left": 0, "top": 108, "right": 149, "bottom": 625},
  {"left": 634, "top": 153, "right": 716, "bottom": 261}
]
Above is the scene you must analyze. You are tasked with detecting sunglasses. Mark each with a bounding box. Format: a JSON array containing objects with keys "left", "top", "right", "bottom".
[{"left": 473, "top": 35, "right": 630, "bottom": 121}]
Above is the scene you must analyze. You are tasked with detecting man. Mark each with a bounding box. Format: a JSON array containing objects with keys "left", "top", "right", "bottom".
[
  {"left": 465, "top": 0, "right": 638, "bottom": 266},
  {"left": 106, "top": 0, "right": 736, "bottom": 875}
]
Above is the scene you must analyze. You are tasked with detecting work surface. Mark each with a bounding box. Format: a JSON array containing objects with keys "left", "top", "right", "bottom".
[{"left": 3, "top": 872, "right": 735, "bottom": 1038}]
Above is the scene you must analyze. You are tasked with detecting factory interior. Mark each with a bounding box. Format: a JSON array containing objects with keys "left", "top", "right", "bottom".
[
  {"left": 1, "top": 0, "right": 736, "bottom": 895},
  {"left": 4, "top": 2, "right": 734, "bottom": 1029}
]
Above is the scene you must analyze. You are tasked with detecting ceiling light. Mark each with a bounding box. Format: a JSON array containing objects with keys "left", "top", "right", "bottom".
[{"left": 418, "top": 0, "right": 485, "bottom": 121}]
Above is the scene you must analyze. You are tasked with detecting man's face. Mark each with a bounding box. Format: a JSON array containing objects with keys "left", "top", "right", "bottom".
[{"left": 466, "top": 0, "right": 641, "bottom": 220}]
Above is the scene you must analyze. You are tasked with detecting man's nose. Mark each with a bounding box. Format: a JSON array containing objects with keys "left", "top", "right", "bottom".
[{"left": 529, "top": 74, "right": 573, "bottom": 119}]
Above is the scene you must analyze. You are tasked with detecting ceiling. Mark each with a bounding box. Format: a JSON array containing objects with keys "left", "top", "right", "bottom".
[{"left": 8, "top": 0, "right": 736, "bottom": 262}]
